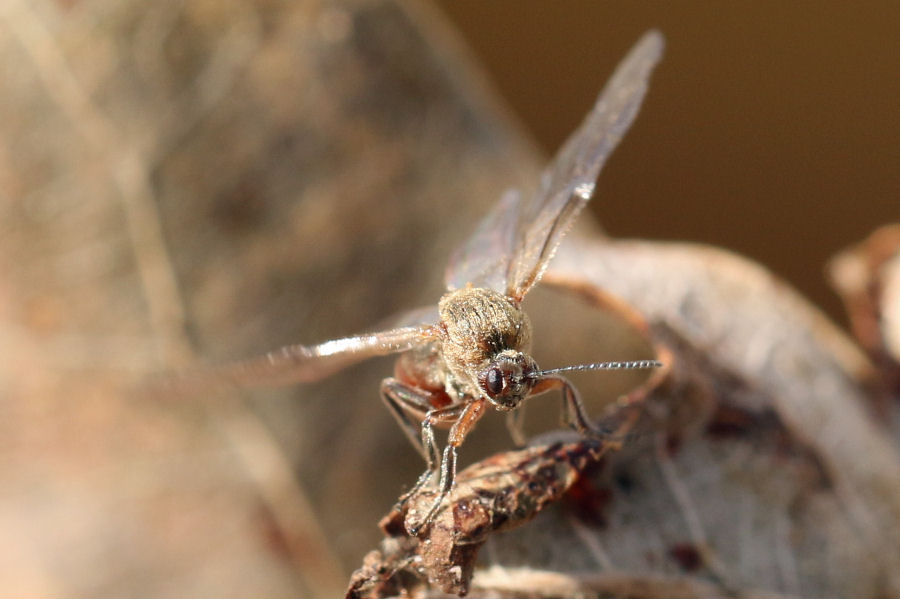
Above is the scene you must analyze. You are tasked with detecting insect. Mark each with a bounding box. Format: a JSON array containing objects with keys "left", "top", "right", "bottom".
[{"left": 187, "top": 31, "right": 664, "bottom": 533}]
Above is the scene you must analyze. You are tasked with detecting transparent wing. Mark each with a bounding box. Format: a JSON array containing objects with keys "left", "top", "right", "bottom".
[
  {"left": 150, "top": 324, "right": 440, "bottom": 397},
  {"left": 507, "top": 30, "right": 664, "bottom": 301},
  {"left": 444, "top": 189, "right": 522, "bottom": 292}
]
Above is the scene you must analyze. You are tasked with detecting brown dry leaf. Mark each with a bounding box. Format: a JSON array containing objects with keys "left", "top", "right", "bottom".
[
  {"left": 347, "top": 240, "right": 900, "bottom": 598},
  {"left": 350, "top": 439, "right": 625, "bottom": 598},
  {"left": 506, "top": 237, "right": 900, "bottom": 598},
  {"left": 829, "top": 223, "right": 900, "bottom": 394},
  {"left": 349, "top": 230, "right": 900, "bottom": 597},
  {"left": 345, "top": 390, "right": 660, "bottom": 597}
]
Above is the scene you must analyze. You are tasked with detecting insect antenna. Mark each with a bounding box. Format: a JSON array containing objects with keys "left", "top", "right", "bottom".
[{"left": 528, "top": 360, "right": 663, "bottom": 378}]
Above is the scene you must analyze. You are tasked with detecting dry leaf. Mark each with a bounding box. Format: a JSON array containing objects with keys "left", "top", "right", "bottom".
[{"left": 829, "top": 223, "right": 900, "bottom": 393}]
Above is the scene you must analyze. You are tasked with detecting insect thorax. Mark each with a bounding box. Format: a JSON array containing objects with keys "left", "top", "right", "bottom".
[{"left": 438, "top": 287, "right": 533, "bottom": 381}]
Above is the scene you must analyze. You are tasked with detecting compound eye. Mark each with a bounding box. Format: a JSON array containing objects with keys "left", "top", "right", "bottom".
[{"left": 483, "top": 367, "right": 505, "bottom": 397}]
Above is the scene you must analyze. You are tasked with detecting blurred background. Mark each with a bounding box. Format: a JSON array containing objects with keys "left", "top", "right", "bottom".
[{"left": 436, "top": 1, "right": 899, "bottom": 322}]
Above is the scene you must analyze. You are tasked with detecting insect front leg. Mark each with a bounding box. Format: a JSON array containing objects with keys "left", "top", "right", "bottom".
[
  {"left": 411, "top": 397, "right": 487, "bottom": 535},
  {"left": 559, "top": 379, "right": 617, "bottom": 438},
  {"left": 534, "top": 375, "right": 614, "bottom": 439},
  {"left": 395, "top": 402, "right": 466, "bottom": 508}
]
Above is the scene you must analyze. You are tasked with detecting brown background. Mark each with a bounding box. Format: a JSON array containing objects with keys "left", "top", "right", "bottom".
[{"left": 435, "top": 1, "right": 899, "bottom": 323}]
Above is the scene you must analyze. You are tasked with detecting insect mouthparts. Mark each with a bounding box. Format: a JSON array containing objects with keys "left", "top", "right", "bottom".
[{"left": 529, "top": 359, "right": 663, "bottom": 378}]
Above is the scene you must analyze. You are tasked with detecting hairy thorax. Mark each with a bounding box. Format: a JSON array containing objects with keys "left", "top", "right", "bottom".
[{"left": 438, "top": 287, "right": 532, "bottom": 388}]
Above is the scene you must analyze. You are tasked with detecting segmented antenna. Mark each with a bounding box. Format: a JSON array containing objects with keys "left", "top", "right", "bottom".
[{"left": 530, "top": 360, "right": 663, "bottom": 378}]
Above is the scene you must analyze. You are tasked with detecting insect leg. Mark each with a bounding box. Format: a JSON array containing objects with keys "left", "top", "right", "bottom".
[
  {"left": 534, "top": 375, "right": 615, "bottom": 438},
  {"left": 559, "top": 378, "right": 616, "bottom": 438},
  {"left": 412, "top": 397, "right": 487, "bottom": 534},
  {"left": 505, "top": 408, "right": 528, "bottom": 447},
  {"left": 397, "top": 403, "right": 465, "bottom": 507},
  {"left": 380, "top": 377, "right": 438, "bottom": 463}
]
